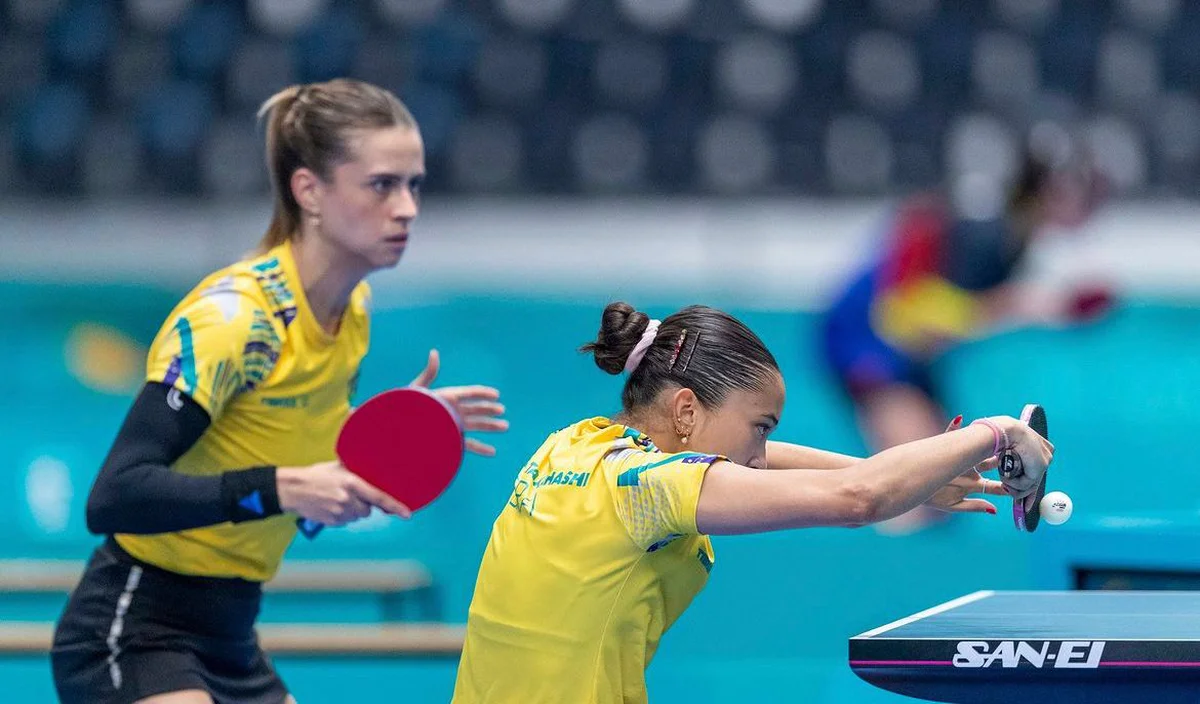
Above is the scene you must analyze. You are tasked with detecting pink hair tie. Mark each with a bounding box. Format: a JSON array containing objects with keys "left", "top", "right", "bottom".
[{"left": 624, "top": 319, "right": 661, "bottom": 374}]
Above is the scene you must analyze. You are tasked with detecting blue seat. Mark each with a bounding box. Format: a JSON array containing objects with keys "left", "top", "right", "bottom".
[
  {"left": 686, "top": 0, "right": 746, "bottom": 41},
  {"left": 225, "top": 38, "right": 296, "bottom": 111},
  {"left": 82, "top": 117, "right": 144, "bottom": 195},
  {"left": 774, "top": 106, "right": 828, "bottom": 192},
  {"left": 346, "top": 35, "right": 411, "bottom": 102},
  {"left": 560, "top": 0, "right": 621, "bottom": 41},
  {"left": 663, "top": 37, "right": 715, "bottom": 112},
  {"left": 139, "top": 79, "right": 215, "bottom": 158},
  {"left": 46, "top": 0, "right": 118, "bottom": 82},
  {"left": 400, "top": 81, "right": 463, "bottom": 160},
  {"left": 411, "top": 10, "right": 483, "bottom": 85},
  {"left": 0, "top": 120, "right": 14, "bottom": 189},
  {"left": 918, "top": 7, "right": 978, "bottom": 101},
  {"left": 1163, "top": 6, "right": 1200, "bottom": 91},
  {"left": 296, "top": 3, "right": 364, "bottom": 83},
  {"left": 886, "top": 101, "right": 949, "bottom": 188},
  {"left": 172, "top": 0, "right": 245, "bottom": 82},
  {"left": 647, "top": 105, "right": 704, "bottom": 192},
  {"left": 0, "top": 36, "right": 47, "bottom": 111},
  {"left": 1039, "top": 3, "right": 1105, "bottom": 99},
  {"left": 886, "top": 101, "right": 950, "bottom": 146},
  {"left": 543, "top": 37, "right": 597, "bottom": 104},
  {"left": 138, "top": 79, "right": 216, "bottom": 191},
  {"left": 798, "top": 10, "right": 853, "bottom": 101},
  {"left": 15, "top": 82, "right": 90, "bottom": 193},
  {"left": 106, "top": 38, "right": 171, "bottom": 110},
  {"left": 524, "top": 101, "right": 581, "bottom": 192}
]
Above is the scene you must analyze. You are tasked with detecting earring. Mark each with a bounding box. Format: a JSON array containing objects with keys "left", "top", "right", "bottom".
[{"left": 681, "top": 435, "right": 689, "bottom": 445}]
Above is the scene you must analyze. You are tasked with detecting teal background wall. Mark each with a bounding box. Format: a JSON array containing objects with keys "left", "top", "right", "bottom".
[{"left": 3, "top": 281, "right": 1199, "bottom": 702}]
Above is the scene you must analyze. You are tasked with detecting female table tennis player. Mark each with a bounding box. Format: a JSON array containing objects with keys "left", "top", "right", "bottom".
[
  {"left": 818, "top": 129, "right": 1110, "bottom": 534},
  {"left": 51, "top": 79, "right": 508, "bottom": 704},
  {"left": 452, "top": 302, "right": 1052, "bottom": 703}
]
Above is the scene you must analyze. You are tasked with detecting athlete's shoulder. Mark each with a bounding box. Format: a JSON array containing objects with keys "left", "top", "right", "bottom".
[
  {"left": 234, "top": 249, "right": 301, "bottom": 329},
  {"left": 182, "top": 250, "right": 278, "bottom": 301},
  {"left": 148, "top": 259, "right": 286, "bottom": 412},
  {"left": 554, "top": 417, "right": 659, "bottom": 467},
  {"left": 168, "top": 262, "right": 263, "bottom": 323}
]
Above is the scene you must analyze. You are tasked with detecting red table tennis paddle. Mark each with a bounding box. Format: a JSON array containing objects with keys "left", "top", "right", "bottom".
[
  {"left": 297, "top": 387, "right": 465, "bottom": 539},
  {"left": 998, "top": 403, "right": 1049, "bottom": 533}
]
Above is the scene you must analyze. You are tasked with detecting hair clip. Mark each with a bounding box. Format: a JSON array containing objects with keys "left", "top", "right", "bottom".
[
  {"left": 677, "top": 331, "right": 700, "bottom": 373},
  {"left": 667, "top": 329, "right": 688, "bottom": 371}
]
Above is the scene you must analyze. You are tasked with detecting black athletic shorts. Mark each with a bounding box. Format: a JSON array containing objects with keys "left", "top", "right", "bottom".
[{"left": 51, "top": 538, "right": 289, "bottom": 704}]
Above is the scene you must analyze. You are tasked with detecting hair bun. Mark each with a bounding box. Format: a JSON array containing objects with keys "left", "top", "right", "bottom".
[{"left": 579, "top": 302, "right": 651, "bottom": 375}]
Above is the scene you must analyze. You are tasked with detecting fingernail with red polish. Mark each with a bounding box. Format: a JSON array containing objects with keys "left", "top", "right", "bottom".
[
  {"left": 952, "top": 414, "right": 963, "bottom": 426},
  {"left": 986, "top": 506, "right": 997, "bottom": 515}
]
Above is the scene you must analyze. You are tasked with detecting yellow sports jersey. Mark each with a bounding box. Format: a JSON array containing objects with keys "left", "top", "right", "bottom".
[
  {"left": 453, "top": 417, "right": 724, "bottom": 704},
  {"left": 115, "top": 242, "right": 370, "bottom": 581}
]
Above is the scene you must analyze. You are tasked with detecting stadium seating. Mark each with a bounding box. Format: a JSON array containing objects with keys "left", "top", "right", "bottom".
[{"left": 1, "top": 0, "right": 1195, "bottom": 197}]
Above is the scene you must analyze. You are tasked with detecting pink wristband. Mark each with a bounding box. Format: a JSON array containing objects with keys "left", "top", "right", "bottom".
[{"left": 971, "top": 418, "right": 1008, "bottom": 457}]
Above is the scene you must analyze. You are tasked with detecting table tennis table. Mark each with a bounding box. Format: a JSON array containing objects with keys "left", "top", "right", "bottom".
[{"left": 850, "top": 590, "right": 1200, "bottom": 703}]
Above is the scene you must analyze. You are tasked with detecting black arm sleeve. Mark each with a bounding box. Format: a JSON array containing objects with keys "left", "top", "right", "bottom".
[{"left": 85, "top": 382, "right": 284, "bottom": 535}]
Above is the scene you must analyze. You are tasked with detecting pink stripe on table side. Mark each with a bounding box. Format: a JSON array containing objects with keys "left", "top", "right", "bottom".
[
  {"left": 852, "top": 660, "right": 1200, "bottom": 668},
  {"left": 1100, "top": 662, "right": 1200, "bottom": 667},
  {"left": 850, "top": 660, "right": 953, "bottom": 666}
]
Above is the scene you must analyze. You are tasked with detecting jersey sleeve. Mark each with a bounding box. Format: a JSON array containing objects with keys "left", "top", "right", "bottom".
[
  {"left": 601, "top": 448, "right": 725, "bottom": 550},
  {"left": 146, "top": 277, "right": 281, "bottom": 419}
]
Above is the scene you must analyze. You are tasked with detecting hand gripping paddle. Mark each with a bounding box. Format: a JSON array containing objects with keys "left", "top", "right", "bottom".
[
  {"left": 998, "top": 403, "right": 1049, "bottom": 533},
  {"left": 297, "top": 387, "right": 465, "bottom": 539}
]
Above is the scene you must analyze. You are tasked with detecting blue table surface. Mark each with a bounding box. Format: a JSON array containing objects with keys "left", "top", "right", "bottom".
[{"left": 856, "top": 590, "right": 1200, "bottom": 641}]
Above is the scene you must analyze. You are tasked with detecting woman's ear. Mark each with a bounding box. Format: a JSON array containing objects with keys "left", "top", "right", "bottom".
[
  {"left": 671, "top": 387, "right": 698, "bottom": 440},
  {"left": 290, "top": 167, "right": 323, "bottom": 219}
]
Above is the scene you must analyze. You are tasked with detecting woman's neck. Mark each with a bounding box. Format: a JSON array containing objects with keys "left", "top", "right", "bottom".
[{"left": 288, "top": 235, "right": 367, "bottom": 335}]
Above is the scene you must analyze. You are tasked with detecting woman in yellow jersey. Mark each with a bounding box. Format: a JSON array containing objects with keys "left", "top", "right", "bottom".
[
  {"left": 51, "top": 79, "right": 508, "bottom": 704},
  {"left": 453, "top": 302, "right": 1052, "bottom": 703}
]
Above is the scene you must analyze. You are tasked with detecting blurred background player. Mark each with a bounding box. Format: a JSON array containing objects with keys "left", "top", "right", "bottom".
[
  {"left": 818, "top": 126, "right": 1112, "bottom": 535},
  {"left": 50, "top": 79, "right": 507, "bottom": 704},
  {"left": 452, "top": 302, "right": 1050, "bottom": 703}
]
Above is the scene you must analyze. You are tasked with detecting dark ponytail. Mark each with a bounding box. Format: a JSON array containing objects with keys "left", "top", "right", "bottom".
[
  {"left": 581, "top": 302, "right": 780, "bottom": 412},
  {"left": 579, "top": 302, "right": 652, "bottom": 375}
]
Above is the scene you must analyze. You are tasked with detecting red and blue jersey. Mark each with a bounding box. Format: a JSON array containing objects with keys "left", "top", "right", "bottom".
[{"left": 821, "top": 194, "right": 1027, "bottom": 394}]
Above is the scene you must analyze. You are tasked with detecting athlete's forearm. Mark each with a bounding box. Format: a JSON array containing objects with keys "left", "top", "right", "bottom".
[
  {"left": 697, "top": 428, "right": 993, "bottom": 534},
  {"left": 85, "top": 383, "right": 282, "bottom": 535},
  {"left": 847, "top": 424, "right": 995, "bottom": 522},
  {"left": 766, "top": 441, "right": 860, "bottom": 470}
]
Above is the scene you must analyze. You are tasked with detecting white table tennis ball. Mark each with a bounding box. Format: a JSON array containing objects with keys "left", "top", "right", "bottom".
[{"left": 1040, "top": 491, "right": 1073, "bottom": 526}]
